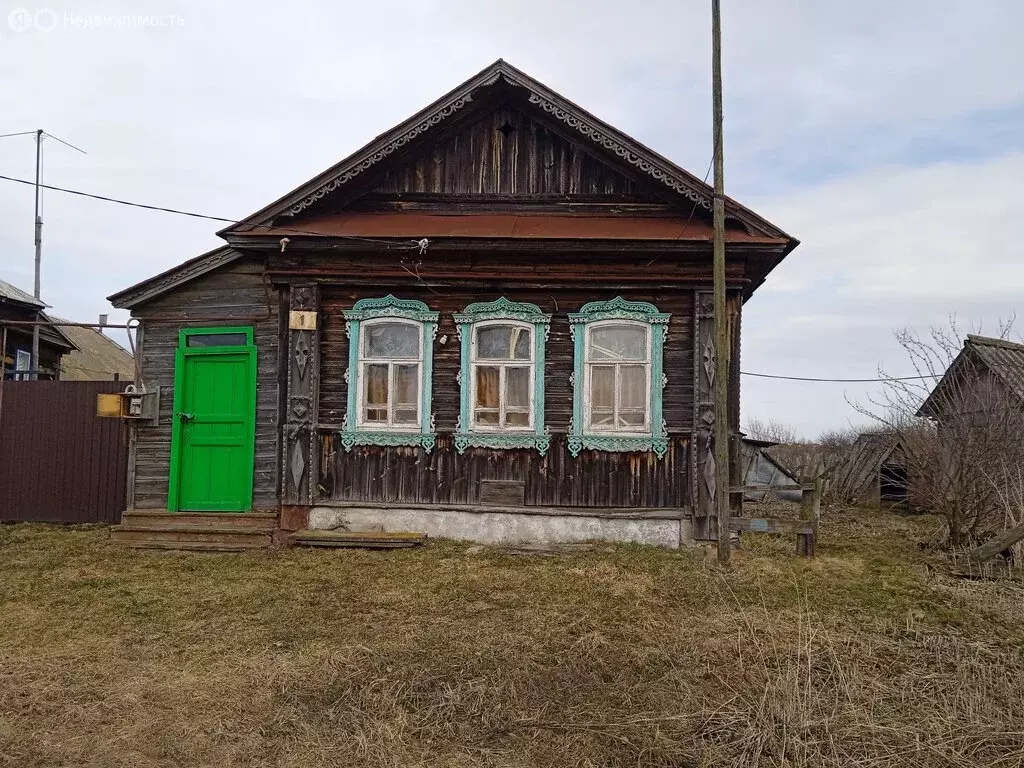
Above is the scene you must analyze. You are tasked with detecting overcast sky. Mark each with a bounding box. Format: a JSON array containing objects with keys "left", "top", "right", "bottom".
[{"left": 1, "top": 0, "right": 1021, "bottom": 437}]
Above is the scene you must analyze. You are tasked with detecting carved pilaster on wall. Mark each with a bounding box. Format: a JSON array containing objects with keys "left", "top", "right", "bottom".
[
  {"left": 283, "top": 283, "right": 320, "bottom": 506},
  {"left": 693, "top": 290, "right": 718, "bottom": 539}
]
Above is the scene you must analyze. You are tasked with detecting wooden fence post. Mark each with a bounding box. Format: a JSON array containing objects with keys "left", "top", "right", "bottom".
[{"left": 797, "top": 477, "right": 822, "bottom": 557}]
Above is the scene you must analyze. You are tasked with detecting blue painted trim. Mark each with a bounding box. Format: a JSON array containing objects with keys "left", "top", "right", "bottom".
[
  {"left": 568, "top": 296, "right": 671, "bottom": 459},
  {"left": 341, "top": 296, "right": 439, "bottom": 454},
  {"left": 453, "top": 297, "right": 551, "bottom": 455}
]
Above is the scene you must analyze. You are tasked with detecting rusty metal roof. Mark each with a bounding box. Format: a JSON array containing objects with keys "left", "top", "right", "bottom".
[{"left": 247, "top": 213, "right": 789, "bottom": 242}]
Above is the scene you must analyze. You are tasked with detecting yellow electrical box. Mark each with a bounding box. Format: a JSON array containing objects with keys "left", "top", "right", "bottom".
[
  {"left": 96, "top": 385, "right": 161, "bottom": 425},
  {"left": 96, "top": 393, "right": 123, "bottom": 418}
]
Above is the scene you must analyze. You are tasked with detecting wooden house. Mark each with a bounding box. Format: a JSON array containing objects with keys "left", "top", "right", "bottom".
[
  {"left": 0, "top": 278, "right": 75, "bottom": 380},
  {"left": 108, "top": 60, "right": 798, "bottom": 550}
]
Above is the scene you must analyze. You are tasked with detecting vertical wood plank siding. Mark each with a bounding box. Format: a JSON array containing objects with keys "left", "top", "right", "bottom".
[
  {"left": 318, "top": 286, "right": 695, "bottom": 508},
  {"left": 371, "top": 106, "right": 644, "bottom": 197},
  {"left": 130, "top": 258, "right": 280, "bottom": 510}
]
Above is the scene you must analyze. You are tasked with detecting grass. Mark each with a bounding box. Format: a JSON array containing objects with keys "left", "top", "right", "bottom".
[{"left": 1, "top": 506, "right": 1023, "bottom": 767}]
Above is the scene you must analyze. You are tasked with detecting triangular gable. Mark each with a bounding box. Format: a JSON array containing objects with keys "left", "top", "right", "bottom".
[
  {"left": 365, "top": 104, "right": 652, "bottom": 199},
  {"left": 918, "top": 335, "right": 1024, "bottom": 418},
  {"left": 222, "top": 59, "right": 793, "bottom": 242}
]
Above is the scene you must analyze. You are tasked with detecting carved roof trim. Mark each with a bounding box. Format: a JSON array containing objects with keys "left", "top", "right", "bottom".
[
  {"left": 221, "top": 60, "right": 795, "bottom": 244},
  {"left": 107, "top": 246, "right": 243, "bottom": 309}
]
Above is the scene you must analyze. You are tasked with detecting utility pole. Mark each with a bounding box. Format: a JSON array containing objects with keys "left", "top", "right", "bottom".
[
  {"left": 711, "top": 0, "right": 731, "bottom": 563},
  {"left": 0, "top": 129, "right": 85, "bottom": 378},
  {"left": 32, "top": 129, "right": 43, "bottom": 377}
]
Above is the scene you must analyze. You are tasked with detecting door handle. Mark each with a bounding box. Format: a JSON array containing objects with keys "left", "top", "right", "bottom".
[{"left": 178, "top": 412, "right": 194, "bottom": 422}]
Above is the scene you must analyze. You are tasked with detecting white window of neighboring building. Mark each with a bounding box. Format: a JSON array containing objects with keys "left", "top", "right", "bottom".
[{"left": 15, "top": 349, "right": 31, "bottom": 380}]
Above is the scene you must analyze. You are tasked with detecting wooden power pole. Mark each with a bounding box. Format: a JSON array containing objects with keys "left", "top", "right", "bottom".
[{"left": 711, "top": 0, "right": 731, "bottom": 562}]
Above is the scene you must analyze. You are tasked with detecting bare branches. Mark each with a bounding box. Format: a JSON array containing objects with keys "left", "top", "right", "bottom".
[{"left": 853, "top": 318, "right": 1024, "bottom": 547}]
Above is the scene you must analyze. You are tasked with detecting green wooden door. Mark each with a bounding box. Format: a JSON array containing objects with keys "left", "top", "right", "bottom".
[{"left": 169, "top": 328, "right": 257, "bottom": 512}]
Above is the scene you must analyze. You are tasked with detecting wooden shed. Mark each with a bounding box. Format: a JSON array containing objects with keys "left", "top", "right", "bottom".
[
  {"left": 832, "top": 433, "right": 909, "bottom": 508},
  {"left": 107, "top": 60, "right": 799, "bottom": 550}
]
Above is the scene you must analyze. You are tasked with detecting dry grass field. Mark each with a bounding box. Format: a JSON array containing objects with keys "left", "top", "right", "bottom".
[{"left": 2, "top": 507, "right": 1023, "bottom": 767}]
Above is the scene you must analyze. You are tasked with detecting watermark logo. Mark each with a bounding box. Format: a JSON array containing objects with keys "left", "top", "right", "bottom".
[
  {"left": 8, "top": 7, "right": 58, "bottom": 32},
  {"left": 7, "top": 7, "right": 184, "bottom": 32}
]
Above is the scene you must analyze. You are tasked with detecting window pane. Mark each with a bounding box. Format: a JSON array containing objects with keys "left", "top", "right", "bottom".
[
  {"left": 618, "top": 410, "right": 646, "bottom": 428},
  {"left": 588, "top": 325, "right": 647, "bottom": 362},
  {"left": 394, "top": 364, "right": 419, "bottom": 407},
  {"left": 590, "top": 409, "right": 614, "bottom": 428},
  {"left": 476, "top": 326, "right": 512, "bottom": 359},
  {"left": 475, "top": 409, "right": 500, "bottom": 425},
  {"left": 512, "top": 327, "right": 531, "bottom": 360},
  {"left": 187, "top": 332, "right": 248, "bottom": 347},
  {"left": 620, "top": 365, "right": 647, "bottom": 410},
  {"left": 364, "top": 322, "right": 419, "bottom": 359},
  {"left": 365, "top": 407, "right": 388, "bottom": 423},
  {"left": 505, "top": 367, "right": 530, "bottom": 408},
  {"left": 505, "top": 411, "right": 529, "bottom": 427},
  {"left": 475, "top": 366, "right": 500, "bottom": 408},
  {"left": 394, "top": 408, "right": 418, "bottom": 424},
  {"left": 365, "top": 364, "right": 388, "bottom": 406},
  {"left": 590, "top": 365, "right": 615, "bottom": 409}
]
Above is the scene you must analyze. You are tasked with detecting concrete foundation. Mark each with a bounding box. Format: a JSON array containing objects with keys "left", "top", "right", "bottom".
[{"left": 308, "top": 504, "right": 692, "bottom": 549}]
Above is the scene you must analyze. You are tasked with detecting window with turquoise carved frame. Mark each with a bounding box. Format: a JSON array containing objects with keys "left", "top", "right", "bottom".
[
  {"left": 454, "top": 297, "right": 551, "bottom": 456},
  {"left": 568, "top": 297, "right": 670, "bottom": 458},
  {"left": 341, "top": 296, "right": 439, "bottom": 453}
]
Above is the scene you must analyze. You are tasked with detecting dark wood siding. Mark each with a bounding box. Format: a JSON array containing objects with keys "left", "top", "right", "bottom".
[
  {"left": 370, "top": 106, "right": 645, "bottom": 197},
  {"left": 318, "top": 285, "right": 693, "bottom": 508},
  {"left": 130, "top": 257, "right": 280, "bottom": 510}
]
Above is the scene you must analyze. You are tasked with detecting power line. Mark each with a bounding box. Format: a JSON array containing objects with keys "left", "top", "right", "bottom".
[
  {"left": 0, "top": 174, "right": 945, "bottom": 387},
  {"left": 0, "top": 173, "right": 421, "bottom": 248},
  {"left": 741, "top": 371, "right": 932, "bottom": 383}
]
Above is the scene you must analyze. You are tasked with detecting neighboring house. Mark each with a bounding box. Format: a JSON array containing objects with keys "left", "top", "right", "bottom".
[
  {"left": 54, "top": 320, "right": 135, "bottom": 381},
  {"left": 108, "top": 60, "right": 799, "bottom": 549},
  {"left": 0, "top": 278, "right": 75, "bottom": 380},
  {"left": 832, "top": 433, "right": 909, "bottom": 507}
]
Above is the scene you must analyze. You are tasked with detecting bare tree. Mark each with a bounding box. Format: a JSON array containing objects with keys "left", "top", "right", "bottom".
[
  {"left": 745, "top": 418, "right": 798, "bottom": 445},
  {"left": 854, "top": 317, "right": 1024, "bottom": 547}
]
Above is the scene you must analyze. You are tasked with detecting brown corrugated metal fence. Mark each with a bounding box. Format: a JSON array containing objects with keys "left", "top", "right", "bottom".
[{"left": 0, "top": 380, "right": 128, "bottom": 523}]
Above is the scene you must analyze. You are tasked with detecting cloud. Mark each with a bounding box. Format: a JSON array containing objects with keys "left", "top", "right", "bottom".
[{"left": 743, "top": 150, "right": 1024, "bottom": 436}]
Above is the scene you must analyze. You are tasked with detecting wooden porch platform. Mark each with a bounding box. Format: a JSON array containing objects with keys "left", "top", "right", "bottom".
[{"left": 111, "top": 511, "right": 277, "bottom": 551}]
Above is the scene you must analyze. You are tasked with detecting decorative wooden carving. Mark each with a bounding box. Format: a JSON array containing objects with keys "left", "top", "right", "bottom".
[
  {"left": 286, "top": 95, "right": 476, "bottom": 216},
  {"left": 693, "top": 291, "right": 717, "bottom": 537},
  {"left": 567, "top": 297, "right": 670, "bottom": 459},
  {"left": 283, "top": 283, "right": 320, "bottom": 505}
]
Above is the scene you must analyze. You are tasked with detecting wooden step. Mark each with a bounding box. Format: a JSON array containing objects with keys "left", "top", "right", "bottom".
[
  {"left": 289, "top": 530, "right": 427, "bottom": 549},
  {"left": 111, "top": 525, "right": 273, "bottom": 548},
  {"left": 118, "top": 539, "right": 270, "bottom": 553},
  {"left": 119, "top": 510, "right": 277, "bottom": 531}
]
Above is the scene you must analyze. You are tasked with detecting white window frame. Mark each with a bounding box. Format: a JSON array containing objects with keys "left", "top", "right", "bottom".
[
  {"left": 583, "top": 319, "right": 652, "bottom": 435},
  {"left": 15, "top": 349, "right": 31, "bottom": 380},
  {"left": 469, "top": 319, "right": 535, "bottom": 433},
  {"left": 356, "top": 317, "right": 423, "bottom": 433}
]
